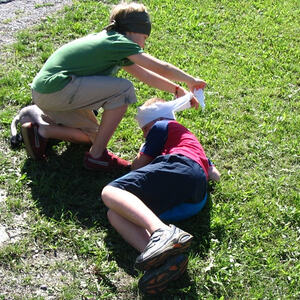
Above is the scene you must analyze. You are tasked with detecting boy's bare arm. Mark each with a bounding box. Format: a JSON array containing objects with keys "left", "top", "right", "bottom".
[
  {"left": 123, "top": 64, "right": 198, "bottom": 109},
  {"left": 131, "top": 152, "right": 153, "bottom": 170},
  {"left": 123, "top": 63, "right": 185, "bottom": 95},
  {"left": 126, "top": 52, "right": 206, "bottom": 90}
]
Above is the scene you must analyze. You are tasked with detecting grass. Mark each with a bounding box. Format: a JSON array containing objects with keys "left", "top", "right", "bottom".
[{"left": 0, "top": 0, "right": 299, "bottom": 298}]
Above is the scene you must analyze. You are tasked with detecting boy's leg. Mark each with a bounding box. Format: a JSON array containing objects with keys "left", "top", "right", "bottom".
[
  {"left": 101, "top": 185, "right": 193, "bottom": 270},
  {"left": 38, "top": 123, "right": 91, "bottom": 143},
  {"left": 32, "top": 76, "right": 137, "bottom": 166},
  {"left": 21, "top": 122, "right": 91, "bottom": 159},
  {"left": 102, "top": 185, "right": 168, "bottom": 234},
  {"left": 107, "top": 208, "right": 189, "bottom": 295},
  {"left": 89, "top": 105, "right": 128, "bottom": 158},
  {"left": 21, "top": 101, "right": 97, "bottom": 158},
  {"left": 37, "top": 107, "right": 99, "bottom": 143},
  {"left": 107, "top": 209, "right": 150, "bottom": 252}
]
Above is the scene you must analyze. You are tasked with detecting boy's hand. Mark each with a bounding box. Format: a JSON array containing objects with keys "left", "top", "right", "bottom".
[
  {"left": 177, "top": 80, "right": 207, "bottom": 109},
  {"left": 188, "top": 78, "right": 206, "bottom": 109},
  {"left": 190, "top": 96, "right": 200, "bottom": 109},
  {"left": 188, "top": 78, "right": 207, "bottom": 91},
  {"left": 176, "top": 86, "right": 200, "bottom": 109},
  {"left": 176, "top": 86, "right": 189, "bottom": 98}
]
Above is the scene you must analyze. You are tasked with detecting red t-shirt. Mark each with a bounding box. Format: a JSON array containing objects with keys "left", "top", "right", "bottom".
[{"left": 140, "top": 120, "right": 209, "bottom": 178}]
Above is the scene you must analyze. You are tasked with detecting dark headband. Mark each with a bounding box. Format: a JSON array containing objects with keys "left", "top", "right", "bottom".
[{"left": 106, "top": 11, "right": 151, "bottom": 36}]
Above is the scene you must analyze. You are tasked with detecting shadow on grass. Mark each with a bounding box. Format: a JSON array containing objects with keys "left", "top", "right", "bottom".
[
  {"left": 21, "top": 143, "right": 124, "bottom": 227},
  {"left": 21, "top": 145, "right": 223, "bottom": 298}
]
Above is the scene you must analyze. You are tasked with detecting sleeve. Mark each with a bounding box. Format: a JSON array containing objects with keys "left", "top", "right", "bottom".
[
  {"left": 141, "top": 121, "right": 168, "bottom": 157},
  {"left": 117, "top": 42, "right": 144, "bottom": 66},
  {"left": 110, "top": 36, "right": 144, "bottom": 66}
]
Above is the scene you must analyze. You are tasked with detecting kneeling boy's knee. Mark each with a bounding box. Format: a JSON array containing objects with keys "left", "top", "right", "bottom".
[{"left": 121, "top": 79, "right": 136, "bottom": 103}]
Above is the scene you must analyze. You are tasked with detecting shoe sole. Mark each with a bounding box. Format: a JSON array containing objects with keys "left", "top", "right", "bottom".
[
  {"left": 138, "top": 254, "right": 188, "bottom": 295},
  {"left": 135, "top": 234, "right": 193, "bottom": 271},
  {"left": 21, "top": 124, "right": 38, "bottom": 159}
]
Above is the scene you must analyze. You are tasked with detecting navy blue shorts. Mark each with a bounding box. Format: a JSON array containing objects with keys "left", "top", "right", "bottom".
[{"left": 108, "top": 154, "right": 207, "bottom": 222}]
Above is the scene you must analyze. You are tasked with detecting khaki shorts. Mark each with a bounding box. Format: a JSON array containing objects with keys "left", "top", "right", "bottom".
[{"left": 32, "top": 75, "right": 137, "bottom": 140}]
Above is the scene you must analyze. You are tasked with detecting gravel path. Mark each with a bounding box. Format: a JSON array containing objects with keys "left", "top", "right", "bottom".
[{"left": 0, "top": 0, "right": 72, "bottom": 49}]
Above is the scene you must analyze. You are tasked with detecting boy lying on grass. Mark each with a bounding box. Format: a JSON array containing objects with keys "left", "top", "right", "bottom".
[{"left": 101, "top": 94, "right": 220, "bottom": 294}]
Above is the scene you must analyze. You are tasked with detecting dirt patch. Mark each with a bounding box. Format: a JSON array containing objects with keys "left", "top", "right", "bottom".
[
  {"left": 0, "top": 248, "right": 136, "bottom": 298},
  {"left": 0, "top": 249, "right": 98, "bottom": 298},
  {"left": 0, "top": 0, "right": 72, "bottom": 49}
]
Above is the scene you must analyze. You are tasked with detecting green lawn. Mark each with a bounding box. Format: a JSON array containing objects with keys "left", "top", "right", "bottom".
[{"left": 0, "top": 0, "right": 299, "bottom": 299}]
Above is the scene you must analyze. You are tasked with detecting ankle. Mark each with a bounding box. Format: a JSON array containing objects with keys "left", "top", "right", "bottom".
[
  {"left": 89, "top": 148, "right": 106, "bottom": 159},
  {"left": 88, "top": 151, "right": 103, "bottom": 159},
  {"left": 149, "top": 224, "right": 169, "bottom": 235}
]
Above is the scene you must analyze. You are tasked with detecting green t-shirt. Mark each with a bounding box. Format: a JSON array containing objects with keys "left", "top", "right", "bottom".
[{"left": 32, "top": 30, "right": 143, "bottom": 93}]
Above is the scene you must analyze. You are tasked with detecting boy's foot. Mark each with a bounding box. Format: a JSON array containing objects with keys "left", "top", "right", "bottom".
[
  {"left": 135, "top": 225, "right": 193, "bottom": 271},
  {"left": 83, "top": 149, "right": 130, "bottom": 171},
  {"left": 138, "top": 254, "right": 188, "bottom": 295},
  {"left": 21, "top": 122, "right": 48, "bottom": 160}
]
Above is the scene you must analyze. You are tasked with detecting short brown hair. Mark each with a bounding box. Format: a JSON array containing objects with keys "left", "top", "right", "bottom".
[
  {"left": 110, "top": 2, "right": 148, "bottom": 22},
  {"left": 105, "top": 2, "right": 151, "bottom": 35},
  {"left": 142, "top": 97, "right": 165, "bottom": 107}
]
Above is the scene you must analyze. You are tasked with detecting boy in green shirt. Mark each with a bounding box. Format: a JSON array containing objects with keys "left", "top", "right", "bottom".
[{"left": 22, "top": 1, "right": 206, "bottom": 170}]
